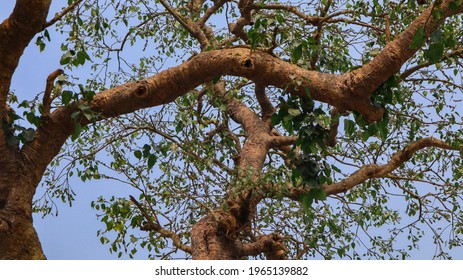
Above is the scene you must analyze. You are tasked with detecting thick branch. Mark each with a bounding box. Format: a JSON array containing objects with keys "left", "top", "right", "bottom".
[
  {"left": 234, "top": 233, "right": 287, "bottom": 259},
  {"left": 0, "top": 0, "right": 51, "bottom": 161},
  {"left": 12, "top": 47, "right": 388, "bottom": 183},
  {"left": 341, "top": 1, "right": 463, "bottom": 101},
  {"left": 0, "top": 0, "right": 52, "bottom": 102},
  {"left": 324, "top": 137, "right": 458, "bottom": 195}
]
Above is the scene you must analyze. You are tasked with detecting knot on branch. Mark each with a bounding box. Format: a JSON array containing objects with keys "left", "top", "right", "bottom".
[
  {"left": 241, "top": 57, "right": 254, "bottom": 70},
  {"left": 134, "top": 81, "right": 150, "bottom": 99}
]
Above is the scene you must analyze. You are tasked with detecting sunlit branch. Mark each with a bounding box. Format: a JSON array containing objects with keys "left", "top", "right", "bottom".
[
  {"left": 158, "top": 0, "right": 210, "bottom": 49},
  {"left": 400, "top": 48, "right": 463, "bottom": 80},
  {"left": 43, "top": 0, "right": 85, "bottom": 29},
  {"left": 42, "top": 69, "right": 64, "bottom": 117},
  {"left": 254, "top": 83, "right": 275, "bottom": 124},
  {"left": 199, "top": 0, "right": 228, "bottom": 27},
  {"left": 324, "top": 137, "right": 459, "bottom": 195}
]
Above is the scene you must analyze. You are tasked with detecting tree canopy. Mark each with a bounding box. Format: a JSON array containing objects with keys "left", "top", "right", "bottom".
[{"left": 1, "top": 0, "right": 463, "bottom": 259}]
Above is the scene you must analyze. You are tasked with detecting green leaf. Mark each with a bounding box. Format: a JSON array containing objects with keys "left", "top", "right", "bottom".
[
  {"left": 134, "top": 150, "right": 142, "bottom": 160},
  {"left": 71, "top": 111, "right": 81, "bottom": 120},
  {"left": 300, "top": 188, "right": 327, "bottom": 211},
  {"left": 344, "top": 119, "right": 355, "bottom": 136},
  {"left": 271, "top": 112, "right": 282, "bottom": 126},
  {"left": 424, "top": 42, "right": 444, "bottom": 63},
  {"left": 449, "top": 0, "right": 462, "bottom": 10},
  {"left": 26, "top": 113, "right": 40, "bottom": 127},
  {"left": 212, "top": 76, "right": 221, "bottom": 84},
  {"left": 410, "top": 27, "right": 426, "bottom": 49},
  {"left": 62, "top": 90, "right": 73, "bottom": 105},
  {"left": 291, "top": 44, "right": 303, "bottom": 62},
  {"left": 72, "top": 123, "right": 83, "bottom": 141},
  {"left": 175, "top": 120, "right": 184, "bottom": 133},
  {"left": 75, "top": 50, "right": 91, "bottom": 66},
  {"left": 21, "top": 128, "right": 36, "bottom": 142},
  {"left": 147, "top": 154, "right": 157, "bottom": 169},
  {"left": 60, "top": 50, "right": 74, "bottom": 65}
]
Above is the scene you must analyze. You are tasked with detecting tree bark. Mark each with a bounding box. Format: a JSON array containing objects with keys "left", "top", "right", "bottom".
[{"left": 0, "top": 158, "right": 45, "bottom": 259}]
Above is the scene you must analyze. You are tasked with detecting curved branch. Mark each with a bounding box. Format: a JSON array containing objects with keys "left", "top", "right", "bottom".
[
  {"left": 0, "top": 0, "right": 52, "bottom": 104},
  {"left": 42, "top": 69, "right": 64, "bottom": 117},
  {"left": 323, "top": 137, "right": 458, "bottom": 195},
  {"left": 0, "top": 0, "right": 52, "bottom": 162},
  {"left": 254, "top": 83, "right": 274, "bottom": 125},
  {"left": 400, "top": 48, "right": 463, "bottom": 80},
  {"left": 129, "top": 195, "right": 192, "bottom": 254},
  {"left": 341, "top": 1, "right": 463, "bottom": 99},
  {"left": 20, "top": 0, "right": 463, "bottom": 186},
  {"left": 43, "top": 0, "right": 84, "bottom": 29},
  {"left": 234, "top": 233, "right": 287, "bottom": 259}
]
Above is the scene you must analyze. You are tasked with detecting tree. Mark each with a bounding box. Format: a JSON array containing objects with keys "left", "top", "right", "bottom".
[{"left": 1, "top": 0, "right": 463, "bottom": 260}]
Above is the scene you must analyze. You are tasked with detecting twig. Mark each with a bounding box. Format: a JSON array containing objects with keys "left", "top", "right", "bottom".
[{"left": 129, "top": 195, "right": 192, "bottom": 253}]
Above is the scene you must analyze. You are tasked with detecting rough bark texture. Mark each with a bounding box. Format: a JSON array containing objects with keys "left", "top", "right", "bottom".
[
  {"left": 0, "top": 0, "right": 463, "bottom": 259},
  {"left": 0, "top": 0, "right": 51, "bottom": 259}
]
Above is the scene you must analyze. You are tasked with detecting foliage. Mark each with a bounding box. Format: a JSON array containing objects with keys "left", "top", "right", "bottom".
[{"left": 19, "top": 0, "right": 463, "bottom": 259}]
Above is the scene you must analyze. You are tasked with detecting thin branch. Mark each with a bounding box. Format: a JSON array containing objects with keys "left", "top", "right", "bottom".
[
  {"left": 265, "top": 137, "right": 459, "bottom": 201},
  {"left": 129, "top": 195, "right": 192, "bottom": 254},
  {"left": 254, "top": 83, "right": 275, "bottom": 124},
  {"left": 158, "top": 0, "right": 210, "bottom": 49},
  {"left": 199, "top": 0, "right": 227, "bottom": 27},
  {"left": 43, "top": 0, "right": 84, "bottom": 29},
  {"left": 400, "top": 48, "right": 463, "bottom": 80},
  {"left": 405, "top": 77, "right": 463, "bottom": 90}
]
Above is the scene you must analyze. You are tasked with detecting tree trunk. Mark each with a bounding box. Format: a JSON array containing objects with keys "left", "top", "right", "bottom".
[{"left": 0, "top": 160, "right": 45, "bottom": 259}]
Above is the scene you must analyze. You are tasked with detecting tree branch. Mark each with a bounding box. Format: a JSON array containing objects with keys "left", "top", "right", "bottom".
[
  {"left": 265, "top": 137, "right": 459, "bottom": 201},
  {"left": 400, "top": 48, "right": 463, "bottom": 80},
  {"left": 42, "top": 69, "right": 64, "bottom": 117},
  {"left": 158, "top": 0, "right": 210, "bottom": 50},
  {"left": 229, "top": 0, "right": 254, "bottom": 42},
  {"left": 234, "top": 233, "right": 287, "bottom": 259},
  {"left": 324, "top": 137, "right": 459, "bottom": 195},
  {"left": 129, "top": 195, "right": 192, "bottom": 254},
  {"left": 254, "top": 83, "right": 275, "bottom": 125},
  {"left": 341, "top": 1, "right": 463, "bottom": 102},
  {"left": 0, "top": 0, "right": 52, "bottom": 105},
  {"left": 0, "top": 0, "right": 52, "bottom": 164},
  {"left": 42, "top": 0, "right": 84, "bottom": 29}
]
